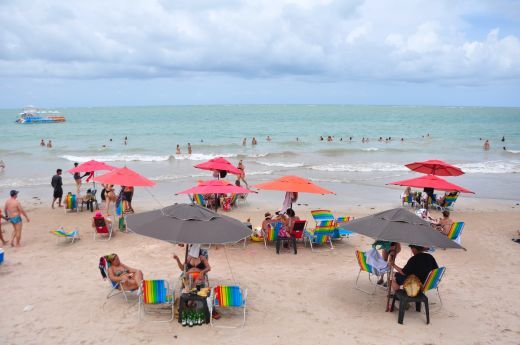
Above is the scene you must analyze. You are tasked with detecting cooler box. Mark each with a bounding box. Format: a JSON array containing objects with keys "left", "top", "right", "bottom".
[{"left": 0, "top": 248, "right": 4, "bottom": 264}]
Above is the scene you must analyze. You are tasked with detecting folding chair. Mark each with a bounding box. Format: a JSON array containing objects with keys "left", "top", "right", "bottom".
[
  {"left": 138, "top": 279, "right": 175, "bottom": 322},
  {"left": 93, "top": 215, "right": 113, "bottom": 241},
  {"left": 303, "top": 220, "right": 334, "bottom": 252},
  {"left": 191, "top": 194, "right": 207, "bottom": 207},
  {"left": 354, "top": 250, "right": 387, "bottom": 294},
  {"left": 98, "top": 255, "right": 137, "bottom": 302},
  {"left": 64, "top": 193, "right": 79, "bottom": 214},
  {"left": 50, "top": 228, "right": 80, "bottom": 244},
  {"left": 447, "top": 222, "right": 465, "bottom": 245},
  {"left": 291, "top": 220, "right": 307, "bottom": 241},
  {"left": 334, "top": 216, "right": 355, "bottom": 240},
  {"left": 209, "top": 285, "right": 248, "bottom": 328},
  {"left": 422, "top": 267, "right": 446, "bottom": 307}
]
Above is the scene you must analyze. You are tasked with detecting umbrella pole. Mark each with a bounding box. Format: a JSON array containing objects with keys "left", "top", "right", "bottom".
[{"left": 386, "top": 253, "right": 395, "bottom": 312}]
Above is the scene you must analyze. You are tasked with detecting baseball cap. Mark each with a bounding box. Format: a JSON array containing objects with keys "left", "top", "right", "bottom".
[{"left": 10, "top": 190, "right": 19, "bottom": 197}]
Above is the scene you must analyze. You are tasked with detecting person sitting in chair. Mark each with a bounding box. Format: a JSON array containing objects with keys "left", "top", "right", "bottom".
[
  {"left": 92, "top": 211, "right": 112, "bottom": 230},
  {"left": 433, "top": 210, "right": 453, "bottom": 235},
  {"left": 285, "top": 208, "right": 300, "bottom": 235},
  {"left": 173, "top": 244, "right": 211, "bottom": 287},
  {"left": 391, "top": 245, "right": 438, "bottom": 293},
  {"left": 107, "top": 254, "right": 143, "bottom": 291}
]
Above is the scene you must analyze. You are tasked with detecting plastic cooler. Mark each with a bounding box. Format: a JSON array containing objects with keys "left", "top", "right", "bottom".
[{"left": 0, "top": 248, "right": 4, "bottom": 264}]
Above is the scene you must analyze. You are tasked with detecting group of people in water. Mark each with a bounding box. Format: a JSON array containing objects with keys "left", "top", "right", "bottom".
[{"left": 40, "top": 139, "right": 53, "bottom": 148}]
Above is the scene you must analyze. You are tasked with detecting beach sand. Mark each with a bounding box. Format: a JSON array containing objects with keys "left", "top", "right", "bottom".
[{"left": 1, "top": 203, "right": 520, "bottom": 345}]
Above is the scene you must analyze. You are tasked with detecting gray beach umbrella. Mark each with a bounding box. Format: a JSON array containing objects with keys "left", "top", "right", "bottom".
[
  {"left": 337, "top": 208, "right": 464, "bottom": 249},
  {"left": 126, "top": 203, "right": 251, "bottom": 244}
]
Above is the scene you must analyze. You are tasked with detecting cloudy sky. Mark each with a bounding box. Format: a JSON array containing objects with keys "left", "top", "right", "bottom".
[{"left": 1, "top": 0, "right": 519, "bottom": 107}]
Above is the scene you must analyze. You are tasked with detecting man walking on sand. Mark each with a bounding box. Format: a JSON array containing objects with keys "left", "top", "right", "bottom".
[
  {"left": 51, "top": 169, "right": 63, "bottom": 208},
  {"left": 4, "top": 190, "right": 30, "bottom": 247}
]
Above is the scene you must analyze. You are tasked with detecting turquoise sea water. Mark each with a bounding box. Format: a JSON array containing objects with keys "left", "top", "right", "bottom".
[{"left": 0, "top": 105, "right": 519, "bottom": 204}]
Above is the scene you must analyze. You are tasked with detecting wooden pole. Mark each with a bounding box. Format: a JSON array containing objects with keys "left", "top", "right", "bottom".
[{"left": 386, "top": 252, "right": 395, "bottom": 312}]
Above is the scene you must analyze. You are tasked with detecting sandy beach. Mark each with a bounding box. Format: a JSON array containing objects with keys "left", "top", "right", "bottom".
[{"left": 1, "top": 200, "right": 519, "bottom": 345}]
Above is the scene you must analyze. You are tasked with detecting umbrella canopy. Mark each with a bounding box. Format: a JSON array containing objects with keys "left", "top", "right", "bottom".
[
  {"left": 253, "top": 175, "right": 334, "bottom": 194},
  {"left": 176, "top": 179, "right": 255, "bottom": 195},
  {"left": 337, "top": 208, "right": 464, "bottom": 249},
  {"left": 388, "top": 174, "right": 474, "bottom": 193},
  {"left": 405, "top": 159, "right": 464, "bottom": 176},
  {"left": 194, "top": 157, "right": 242, "bottom": 175},
  {"left": 67, "top": 160, "right": 116, "bottom": 173},
  {"left": 126, "top": 203, "right": 251, "bottom": 244},
  {"left": 93, "top": 167, "right": 156, "bottom": 187}
]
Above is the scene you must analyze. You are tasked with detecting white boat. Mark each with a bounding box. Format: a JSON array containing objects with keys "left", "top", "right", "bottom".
[{"left": 16, "top": 106, "right": 66, "bottom": 124}]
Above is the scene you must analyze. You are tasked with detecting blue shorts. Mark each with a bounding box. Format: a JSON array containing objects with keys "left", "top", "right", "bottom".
[{"left": 9, "top": 216, "right": 22, "bottom": 225}]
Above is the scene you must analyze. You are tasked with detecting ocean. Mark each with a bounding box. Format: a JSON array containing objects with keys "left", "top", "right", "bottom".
[{"left": 1, "top": 105, "right": 519, "bottom": 208}]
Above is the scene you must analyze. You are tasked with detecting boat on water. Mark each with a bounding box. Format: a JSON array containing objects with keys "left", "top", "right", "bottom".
[{"left": 16, "top": 106, "right": 66, "bottom": 124}]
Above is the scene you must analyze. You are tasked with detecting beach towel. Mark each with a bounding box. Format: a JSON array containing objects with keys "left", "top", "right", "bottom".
[
  {"left": 365, "top": 248, "right": 389, "bottom": 274},
  {"left": 282, "top": 192, "right": 298, "bottom": 213}
]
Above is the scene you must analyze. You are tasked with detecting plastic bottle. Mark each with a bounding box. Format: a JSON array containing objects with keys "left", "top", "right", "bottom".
[
  {"left": 188, "top": 310, "right": 194, "bottom": 327},
  {"left": 181, "top": 310, "right": 187, "bottom": 327}
]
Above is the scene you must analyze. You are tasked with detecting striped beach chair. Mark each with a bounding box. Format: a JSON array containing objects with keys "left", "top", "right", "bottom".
[
  {"left": 355, "top": 250, "right": 382, "bottom": 294},
  {"left": 303, "top": 220, "right": 335, "bottom": 252},
  {"left": 443, "top": 193, "right": 460, "bottom": 210},
  {"left": 64, "top": 193, "right": 79, "bottom": 213},
  {"left": 311, "top": 209, "right": 335, "bottom": 223},
  {"left": 262, "top": 221, "right": 282, "bottom": 248},
  {"left": 138, "top": 279, "right": 175, "bottom": 322},
  {"left": 50, "top": 228, "right": 80, "bottom": 244},
  {"left": 191, "top": 194, "right": 207, "bottom": 207},
  {"left": 334, "top": 216, "right": 355, "bottom": 240},
  {"left": 447, "top": 222, "right": 465, "bottom": 245},
  {"left": 422, "top": 267, "right": 446, "bottom": 307},
  {"left": 209, "top": 285, "right": 248, "bottom": 328},
  {"left": 402, "top": 194, "right": 414, "bottom": 207}
]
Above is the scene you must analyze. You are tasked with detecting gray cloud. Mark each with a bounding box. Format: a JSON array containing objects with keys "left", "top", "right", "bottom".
[{"left": 0, "top": 0, "right": 519, "bottom": 84}]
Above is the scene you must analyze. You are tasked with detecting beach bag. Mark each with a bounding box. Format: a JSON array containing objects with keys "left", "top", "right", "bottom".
[
  {"left": 118, "top": 216, "right": 126, "bottom": 231},
  {"left": 403, "top": 275, "right": 422, "bottom": 297}
]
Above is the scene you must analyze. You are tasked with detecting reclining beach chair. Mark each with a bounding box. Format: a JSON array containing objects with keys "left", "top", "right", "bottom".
[
  {"left": 334, "top": 216, "right": 355, "bottom": 240},
  {"left": 262, "top": 221, "right": 281, "bottom": 248},
  {"left": 402, "top": 194, "right": 415, "bottom": 207},
  {"left": 93, "top": 214, "right": 113, "bottom": 241},
  {"left": 98, "top": 255, "right": 138, "bottom": 302},
  {"left": 209, "top": 285, "right": 248, "bottom": 328},
  {"left": 354, "top": 250, "right": 388, "bottom": 294},
  {"left": 80, "top": 189, "right": 99, "bottom": 212},
  {"left": 447, "top": 222, "right": 465, "bottom": 245},
  {"left": 138, "top": 279, "right": 175, "bottom": 322},
  {"left": 303, "top": 220, "right": 334, "bottom": 252},
  {"left": 50, "top": 227, "right": 80, "bottom": 244},
  {"left": 422, "top": 267, "right": 446, "bottom": 307},
  {"left": 442, "top": 193, "right": 460, "bottom": 211}
]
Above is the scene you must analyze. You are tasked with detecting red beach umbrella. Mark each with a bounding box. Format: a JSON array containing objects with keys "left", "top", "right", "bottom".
[
  {"left": 405, "top": 159, "right": 464, "bottom": 176},
  {"left": 93, "top": 167, "right": 155, "bottom": 187},
  {"left": 194, "top": 157, "right": 242, "bottom": 175},
  {"left": 253, "top": 175, "right": 334, "bottom": 194},
  {"left": 388, "top": 174, "right": 473, "bottom": 193},
  {"left": 176, "top": 180, "right": 255, "bottom": 195},
  {"left": 67, "top": 160, "right": 116, "bottom": 174}
]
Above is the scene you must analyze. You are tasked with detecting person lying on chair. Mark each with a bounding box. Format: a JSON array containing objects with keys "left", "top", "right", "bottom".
[{"left": 107, "top": 254, "right": 144, "bottom": 291}]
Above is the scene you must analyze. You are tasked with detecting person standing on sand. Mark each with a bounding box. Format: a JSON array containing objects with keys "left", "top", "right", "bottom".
[
  {"left": 4, "top": 190, "right": 30, "bottom": 247},
  {"left": 51, "top": 169, "right": 63, "bottom": 208},
  {"left": 72, "top": 162, "right": 89, "bottom": 196},
  {"left": 237, "top": 159, "right": 249, "bottom": 188},
  {"left": 188, "top": 143, "right": 192, "bottom": 155}
]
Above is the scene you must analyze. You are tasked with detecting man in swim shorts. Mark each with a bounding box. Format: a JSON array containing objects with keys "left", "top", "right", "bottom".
[
  {"left": 4, "top": 190, "right": 30, "bottom": 247},
  {"left": 51, "top": 169, "right": 63, "bottom": 209}
]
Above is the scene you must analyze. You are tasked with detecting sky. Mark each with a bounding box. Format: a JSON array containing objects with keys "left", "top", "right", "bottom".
[{"left": 0, "top": 0, "right": 519, "bottom": 107}]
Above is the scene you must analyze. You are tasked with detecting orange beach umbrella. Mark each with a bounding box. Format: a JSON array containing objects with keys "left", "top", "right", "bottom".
[{"left": 253, "top": 175, "right": 334, "bottom": 194}]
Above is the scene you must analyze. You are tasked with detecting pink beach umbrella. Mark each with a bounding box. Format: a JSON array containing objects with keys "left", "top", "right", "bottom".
[
  {"left": 93, "top": 167, "right": 156, "bottom": 187},
  {"left": 388, "top": 174, "right": 474, "bottom": 193},
  {"left": 67, "top": 160, "right": 116, "bottom": 174},
  {"left": 194, "top": 157, "right": 242, "bottom": 176},
  {"left": 405, "top": 159, "right": 464, "bottom": 176},
  {"left": 176, "top": 179, "right": 255, "bottom": 195}
]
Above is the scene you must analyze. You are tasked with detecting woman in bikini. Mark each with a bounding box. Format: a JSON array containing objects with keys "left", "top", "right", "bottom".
[
  {"left": 107, "top": 254, "right": 143, "bottom": 291},
  {"left": 104, "top": 185, "right": 116, "bottom": 215},
  {"left": 172, "top": 244, "right": 211, "bottom": 287}
]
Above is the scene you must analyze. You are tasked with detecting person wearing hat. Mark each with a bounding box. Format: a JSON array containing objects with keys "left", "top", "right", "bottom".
[
  {"left": 391, "top": 245, "right": 438, "bottom": 293},
  {"left": 4, "top": 190, "right": 30, "bottom": 247},
  {"left": 261, "top": 212, "right": 273, "bottom": 236}
]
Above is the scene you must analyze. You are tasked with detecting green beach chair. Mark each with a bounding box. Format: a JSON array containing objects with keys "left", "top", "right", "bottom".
[{"left": 138, "top": 279, "right": 175, "bottom": 322}]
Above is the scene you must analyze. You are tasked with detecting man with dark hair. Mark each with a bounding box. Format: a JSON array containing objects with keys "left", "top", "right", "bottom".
[
  {"left": 51, "top": 169, "right": 63, "bottom": 209},
  {"left": 391, "top": 245, "right": 438, "bottom": 292}
]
